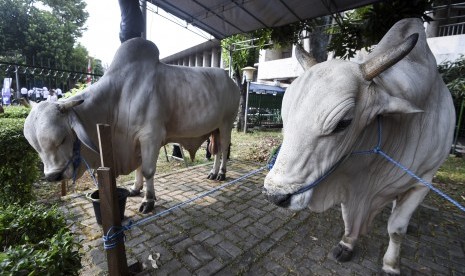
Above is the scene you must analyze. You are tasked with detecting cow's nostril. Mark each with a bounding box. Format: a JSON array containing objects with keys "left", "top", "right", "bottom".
[
  {"left": 45, "top": 172, "right": 62, "bottom": 182},
  {"left": 266, "top": 193, "right": 291, "bottom": 207}
]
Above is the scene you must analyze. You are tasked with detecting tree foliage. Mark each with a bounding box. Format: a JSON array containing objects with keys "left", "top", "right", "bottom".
[
  {"left": 438, "top": 55, "right": 465, "bottom": 99},
  {"left": 328, "top": 0, "right": 434, "bottom": 59},
  {"left": 0, "top": 0, "right": 88, "bottom": 69}
]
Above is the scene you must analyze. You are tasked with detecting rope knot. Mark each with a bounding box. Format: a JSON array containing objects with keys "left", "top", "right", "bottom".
[{"left": 373, "top": 146, "right": 381, "bottom": 154}]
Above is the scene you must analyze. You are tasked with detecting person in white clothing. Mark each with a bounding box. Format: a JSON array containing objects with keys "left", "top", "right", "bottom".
[
  {"left": 42, "top": 87, "right": 49, "bottom": 99},
  {"left": 21, "top": 87, "right": 28, "bottom": 99},
  {"left": 35, "top": 88, "right": 42, "bottom": 102},
  {"left": 47, "top": 89, "right": 58, "bottom": 102},
  {"left": 55, "top": 88, "right": 63, "bottom": 98}
]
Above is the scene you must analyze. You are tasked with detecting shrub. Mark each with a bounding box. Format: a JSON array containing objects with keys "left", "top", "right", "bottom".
[
  {"left": 0, "top": 106, "right": 30, "bottom": 119},
  {"left": 0, "top": 204, "right": 82, "bottom": 275},
  {"left": 0, "top": 118, "right": 40, "bottom": 205}
]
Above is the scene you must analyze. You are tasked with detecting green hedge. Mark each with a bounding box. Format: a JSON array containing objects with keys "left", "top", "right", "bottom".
[
  {"left": 0, "top": 117, "right": 39, "bottom": 205},
  {"left": 0, "top": 204, "right": 82, "bottom": 275},
  {"left": 0, "top": 106, "right": 30, "bottom": 119}
]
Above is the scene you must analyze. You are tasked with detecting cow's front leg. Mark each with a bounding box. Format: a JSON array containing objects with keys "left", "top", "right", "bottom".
[
  {"left": 383, "top": 185, "right": 429, "bottom": 275},
  {"left": 138, "top": 138, "right": 161, "bottom": 214},
  {"left": 129, "top": 166, "right": 143, "bottom": 196},
  {"left": 332, "top": 203, "right": 359, "bottom": 262}
]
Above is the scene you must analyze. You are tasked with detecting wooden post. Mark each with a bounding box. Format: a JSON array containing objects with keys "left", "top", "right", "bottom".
[
  {"left": 96, "top": 124, "right": 129, "bottom": 276},
  {"left": 61, "top": 180, "right": 67, "bottom": 196}
]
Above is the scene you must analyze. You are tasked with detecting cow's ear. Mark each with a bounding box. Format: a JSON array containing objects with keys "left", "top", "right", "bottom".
[
  {"left": 68, "top": 111, "right": 99, "bottom": 154},
  {"left": 57, "top": 99, "right": 84, "bottom": 113},
  {"left": 374, "top": 90, "right": 423, "bottom": 116}
]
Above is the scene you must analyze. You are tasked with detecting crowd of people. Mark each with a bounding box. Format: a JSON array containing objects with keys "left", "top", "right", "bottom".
[
  {"left": 22, "top": 87, "right": 63, "bottom": 103},
  {"left": 1, "top": 86, "right": 64, "bottom": 105}
]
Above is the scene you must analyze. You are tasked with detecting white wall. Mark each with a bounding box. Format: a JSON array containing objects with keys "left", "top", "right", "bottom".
[
  {"left": 427, "top": 35, "right": 465, "bottom": 64},
  {"left": 257, "top": 46, "right": 304, "bottom": 81},
  {"left": 256, "top": 35, "right": 465, "bottom": 82}
]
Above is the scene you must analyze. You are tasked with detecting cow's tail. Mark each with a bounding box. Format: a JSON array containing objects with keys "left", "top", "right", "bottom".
[{"left": 208, "top": 129, "right": 221, "bottom": 155}]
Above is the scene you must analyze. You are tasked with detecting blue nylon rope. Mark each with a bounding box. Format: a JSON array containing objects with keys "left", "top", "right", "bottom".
[
  {"left": 275, "top": 115, "right": 464, "bottom": 212},
  {"left": 101, "top": 116, "right": 464, "bottom": 249},
  {"left": 102, "top": 166, "right": 267, "bottom": 250},
  {"left": 375, "top": 149, "right": 465, "bottom": 212}
]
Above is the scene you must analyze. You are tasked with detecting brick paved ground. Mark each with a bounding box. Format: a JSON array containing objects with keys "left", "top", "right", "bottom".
[{"left": 61, "top": 160, "right": 465, "bottom": 275}]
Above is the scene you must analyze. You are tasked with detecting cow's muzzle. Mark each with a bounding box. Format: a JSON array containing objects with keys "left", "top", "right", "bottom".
[
  {"left": 263, "top": 188, "right": 291, "bottom": 207},
  {"left": 45, "top": 171, "right": 63, "bottom": 182}
]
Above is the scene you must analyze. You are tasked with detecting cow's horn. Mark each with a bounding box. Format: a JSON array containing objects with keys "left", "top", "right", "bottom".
[
  {"left": 360, "top": 33, "right": 419, "bottom": 81},
  {"left": 57, "top": 99, "right": 84, "bottom": 113},
  {"left": 295, "top": 43, "right": 318, "bottom": 70}
]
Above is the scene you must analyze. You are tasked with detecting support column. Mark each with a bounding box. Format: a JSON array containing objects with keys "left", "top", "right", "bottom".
[
  {"left": 189, "top": 55, "right": 195, "bottom": 67},
  {"left": 203, "top": 50, "right": 211, "bottom": 67},
  {"left": 211, "top": 48, "right": 221, "bottom": 68},
  {"left": 195, "top": 53, "right": 203, "bottom": 67},
  {"left": 183, "top": 57, "right": 189, "bottom": 66}
]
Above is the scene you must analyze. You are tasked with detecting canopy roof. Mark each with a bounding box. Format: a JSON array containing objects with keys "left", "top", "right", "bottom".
[{"left": 148, "top": 0, "right": 380, "bottom": 39}]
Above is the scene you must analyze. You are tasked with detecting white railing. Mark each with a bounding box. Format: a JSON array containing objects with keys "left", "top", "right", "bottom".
[{"left": 438, "top": 22, "right": 465, "bottom": 36}]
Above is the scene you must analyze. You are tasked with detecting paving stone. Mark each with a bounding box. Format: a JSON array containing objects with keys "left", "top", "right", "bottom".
[
  {"left": 172, "top": 237, "right": 196, "bottom": 254},
  {"left": 182, "top": 253, "right": 203, "bottom": 270},
  {"left": 217, "top": 240, "right": 242, "bottom": 258},
  {"left": 263, "top": 261, "right": 288, "bottom": 276},
  {"left": 187, "top": 244, "right": 214, "bottom": 262},
  {"left": 156, "top": 258, "right": 183, "bottom": 275},
  {"left": 194, "top": 258, "right": 224, "bottom": 275},
  {"left": 209, "top": 244, "right": 235, "bottom": 262},
  {"left": 192, "top": 229, "right": 215, "bottom": 242}
]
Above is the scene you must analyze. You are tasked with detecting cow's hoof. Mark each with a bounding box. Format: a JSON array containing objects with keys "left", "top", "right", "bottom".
[
  {"left": 382, "top": 272, "right": 400, "bottom": 276},
  {"left": 139, "top": 201, "right": 155, "bottom": 214},
  {"left": 216, "top": 173, "right": 226, "bottom": 181},
  {"left": 207, "top": 173, "right": 217, "bottom": 180},
  {"left": 128, "top": 188, "right": 141, "bottom": 197},
  {"left": 382, "top": 265, "right": 400, "bottom": 275},
  {"left": 331, "top": 243, "right": 353, "bottom": 262}
]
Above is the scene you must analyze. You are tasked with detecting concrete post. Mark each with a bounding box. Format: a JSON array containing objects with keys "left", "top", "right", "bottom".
[
  {"left": 211, "top": 48, "right": 220, "bottom": 68},
  {"left": 195, "top": 53, "right": 203, "bottom": 67},
  {"left": 189, "top": 55, "right": 195, "bottom": 67},
  {"left": 203, "top": 50, "right": 211, "bottom": 67}
]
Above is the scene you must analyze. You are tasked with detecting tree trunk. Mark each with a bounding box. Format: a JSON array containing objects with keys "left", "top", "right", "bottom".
[
  {"left": 310, "top": 16, "right": 332, "bottom": 62},
  {"left": 233, "top": 68, "right": 246, "bottom": 132}
]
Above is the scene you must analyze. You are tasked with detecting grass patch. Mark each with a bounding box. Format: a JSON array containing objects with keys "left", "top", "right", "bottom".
[{"left": 428, "top": 155, "right": 465, "bottom": 212}]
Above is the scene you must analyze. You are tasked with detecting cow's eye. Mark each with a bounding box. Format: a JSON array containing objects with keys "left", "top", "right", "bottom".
[{"left": 333, "top": 119, "right": 352, "bottom": 133}]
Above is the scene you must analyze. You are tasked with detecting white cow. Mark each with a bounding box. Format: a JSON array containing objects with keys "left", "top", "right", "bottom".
[
  {"left": 24, "top": 38, "right": 240, "bottom": 213},
  {"left": 263, "top": 18, "right": 455, "bottom": 274}
]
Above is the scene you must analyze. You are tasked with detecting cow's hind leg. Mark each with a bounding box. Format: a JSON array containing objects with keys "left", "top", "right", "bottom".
[
  {"left": 138, "top": 137, "right": 162, "bottom": 214},
  {"left": 383, "top": 185, "right": 429, "bottom": 275},
  {"left": 128, "top": 166, "right": 143, "bottom": 196},
  {"left": 216, "top": 125, "right": 232, "bottom": 181},
  {"left": 207, "top": 130, "right": 221, "bottom": 180}
]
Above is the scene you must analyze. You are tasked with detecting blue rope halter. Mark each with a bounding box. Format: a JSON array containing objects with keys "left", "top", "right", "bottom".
[
  {"left": 268, "top": 116, "right": 465, "bottom": 212},
  {"left": 62, "top": 138, "right": 98, "bottom": 186}
]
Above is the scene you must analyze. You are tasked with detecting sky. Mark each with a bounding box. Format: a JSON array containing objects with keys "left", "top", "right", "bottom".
[{"left": 78, "top": 0, "right": 213, "bottom": 67}]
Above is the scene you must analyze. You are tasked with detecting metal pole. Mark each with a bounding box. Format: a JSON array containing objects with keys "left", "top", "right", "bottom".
[
  {"left": 244, "top": 80, "right": 250, "bottom": 133},
  {"left": 452, "top": 97, "right": 465, "bottom": 154},
  {"left": 141, "top": 0, "right": 147, "bottom": 39},
  {"left": 15, "top": 65, "right": 20, "bottom": 100},
  {"left": 229, "top": 47, "right": 233, "bottom": 78}
]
